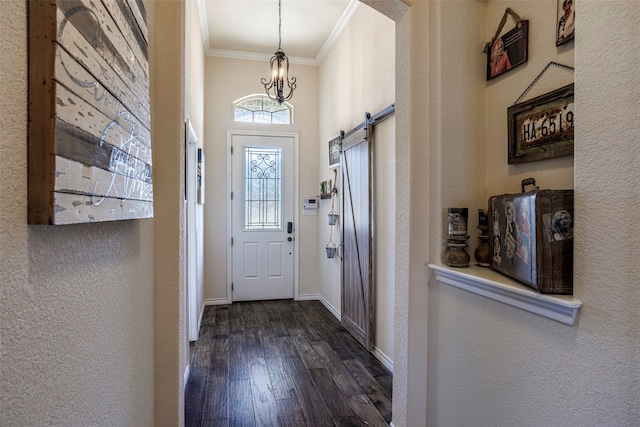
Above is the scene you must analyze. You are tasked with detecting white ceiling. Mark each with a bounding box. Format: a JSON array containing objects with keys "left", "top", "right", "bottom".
[{"left": 198, "top": 0, "right": 357, "bottom": 65}]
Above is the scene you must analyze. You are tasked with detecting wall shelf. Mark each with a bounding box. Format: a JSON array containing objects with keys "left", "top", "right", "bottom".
[{"left": 427, "top": 263, "right": 582, "bottom": 325}]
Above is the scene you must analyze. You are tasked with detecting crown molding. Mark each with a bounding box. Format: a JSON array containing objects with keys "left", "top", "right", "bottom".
[
  {"left": 315, "top": 0, "right": 360, "bottom": 63},
  {"left": 198, "top": 0, "right": 362, "bottom": 67},
  {"left": 196, "top": 0, "right": 210, "bottom": 51},
  {"left": 206, "top": 48, "right": 319, "bottom": 66}
]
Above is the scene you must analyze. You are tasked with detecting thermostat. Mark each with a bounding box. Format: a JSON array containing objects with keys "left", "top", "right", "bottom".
[{"left": 303, "top": 198, "right": 318, "bottom": 216}]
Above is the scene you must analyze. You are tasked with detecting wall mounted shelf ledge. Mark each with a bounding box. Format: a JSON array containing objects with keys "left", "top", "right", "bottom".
[{"left": 427, "top": 263, "right": 581, "bottom": 325}]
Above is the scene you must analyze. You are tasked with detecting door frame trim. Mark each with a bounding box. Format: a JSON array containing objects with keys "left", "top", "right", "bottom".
[{"left": 226, "top": 130, "right": 300, "bottom": 303}]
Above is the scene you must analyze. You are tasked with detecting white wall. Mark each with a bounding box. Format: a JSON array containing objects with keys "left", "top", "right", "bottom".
[
  {"left": 186, "top": 0, "right": 206, "bottom": 329},
  {"left": 317, "top": 4, "right": 396, "bottom": 364},
  {"left": 485, "top": 1, "right": 575, "bottom": 196},
  {"left": 203, "top": 57, "right": 319, "bottom": 302},
  {"left": 0, "top": 0, "right": 158, "bottom": 424},
  {"left": 391, "top": 1, "right": 640, "bottom": 425},
  {"left": 150, "top": 1, "right": 188, "bottom": 425}
]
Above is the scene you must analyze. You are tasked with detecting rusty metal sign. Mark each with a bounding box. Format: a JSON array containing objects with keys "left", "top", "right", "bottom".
[{"left": 508, "top": 83, "right": 574, "bottom": 164}]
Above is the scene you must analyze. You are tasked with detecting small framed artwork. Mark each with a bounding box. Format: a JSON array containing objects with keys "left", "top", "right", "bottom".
[
  {"left": 328, "top": 134, "right": 341, "bottom": 169},
  {"left": 197, "top": 148, "right": 205, "bottom": 204},
  {"left": 556, "top": 0, "right": 575, "bottom": 46},
  {"left": 486, "top": 20, "right": 529, "bottom": 80},
  {"left": 507, "top": 83, "right": 574, "bottom": 164}
]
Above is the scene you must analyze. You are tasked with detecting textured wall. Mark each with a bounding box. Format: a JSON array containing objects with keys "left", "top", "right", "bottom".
[
  {"left": 317, "top": 3, "right": 396, "bottom": 362},
  {"left": 149, "top": 1, "right": 188, "bottom": 425},
  {"left": 417, "top": 1, "right": 639, "bottom": 426},
  {"left": 485, "top": 1, "right": 575, "bottom": 197},
  {"left": 391, "top": 2, "right": 428, "bottom": 425},
  {"left": 0, "top": 0, "right": 155, "bottom": 424},
  {"left": 185, "top": 0, "right": 206, "bottom": 342}
]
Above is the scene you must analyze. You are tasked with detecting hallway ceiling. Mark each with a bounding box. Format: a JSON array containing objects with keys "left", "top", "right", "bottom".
[{"left": 199, "top": 0, "right": 355, "bottom": 64}]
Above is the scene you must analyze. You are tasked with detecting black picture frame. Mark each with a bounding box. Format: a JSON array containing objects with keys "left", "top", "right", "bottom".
[
  {"left": 556, "top": 0, "right": 575, "bottom": 46},
  {"left": 507, "top": 83, "right": 574, "bottom": 164},
  {"left": 328, "top": 134, "right": 341, "bottom": 169},
  {"left": 486, "top": 20, "right": 529, "bottom": 81}
]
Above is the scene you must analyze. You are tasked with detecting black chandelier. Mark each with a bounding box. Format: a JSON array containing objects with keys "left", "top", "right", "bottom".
[{"left": 261, "top": 0, "right": 296, "bottom": 104}]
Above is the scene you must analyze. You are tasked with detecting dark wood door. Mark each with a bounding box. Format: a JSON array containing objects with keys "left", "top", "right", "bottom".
[{"left": 341, "top": 125, "right": 373, "bottom": 351}]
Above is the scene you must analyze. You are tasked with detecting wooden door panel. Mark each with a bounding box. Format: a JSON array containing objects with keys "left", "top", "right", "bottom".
[{"left": 341, "top": 126, "right": 373, "bottom": 351}]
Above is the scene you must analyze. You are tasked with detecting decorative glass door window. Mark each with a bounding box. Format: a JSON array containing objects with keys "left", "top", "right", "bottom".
[{"left": 244, "top": 147, "right": 283, "bottom": 230}]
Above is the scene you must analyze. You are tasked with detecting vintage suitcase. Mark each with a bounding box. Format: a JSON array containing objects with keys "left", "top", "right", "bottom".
[{"left": 488, "top": 179, "right": 574, "bottom": 294}]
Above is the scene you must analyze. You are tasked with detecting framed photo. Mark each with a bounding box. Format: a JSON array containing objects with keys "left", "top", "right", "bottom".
[
  {"left": 556, "top": 0, "right": 575, "bottom": 46},
  {"left": 328, "top": 134, "right": 341, "bottom": 169},
  {"left": 197, "top": 148, "right": 205, "bottom": 204},
  {"left": 486, "top": 20, "right": 529, "bottom": 81},
  {"left": 507, "top": 83, "right": 574, "bottom": 164}
]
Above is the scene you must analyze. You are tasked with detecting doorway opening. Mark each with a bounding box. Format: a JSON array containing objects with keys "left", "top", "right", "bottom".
[{"left": 227, "top": 130, "right": 300, "bottom": 302}]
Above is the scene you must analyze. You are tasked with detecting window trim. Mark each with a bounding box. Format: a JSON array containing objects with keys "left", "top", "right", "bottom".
[{"left": 233, "top": 94, "right": 293, "bottom": 124}]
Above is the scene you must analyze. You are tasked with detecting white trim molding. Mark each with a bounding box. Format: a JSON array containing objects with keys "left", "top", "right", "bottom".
[
  {"left": 204, "top": 298, "right": 231, "bottom": 306},
  {"left": 227, "top": 131, "right": 300, "bottom": 304},
  {"left": 429, "top": 264, "right": 582, "bottom": 325},
  {"left": 372, "top": 347, "right": 393, "bottom": 373},
  {"left": 206, "top": 48, "right": 318, "bottom": 66},
  {"left": 184, "top": 364, "right": 190, "bottom": 390},
  {"left": 298, "top": 293, "right": 342, "bottom": 321}
]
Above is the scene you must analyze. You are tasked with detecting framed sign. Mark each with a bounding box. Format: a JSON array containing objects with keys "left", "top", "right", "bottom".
[
  {"left": 508, "top": 83, "right": 574, "bottom": 164},
  {"left": 328, "top": 134, "right": 341, "bottom": 169},
  {"left": 486, "top": 10, "right": 529, "bottom": 81},
  {"left": 197, "top": 149, "right": 205, "bottom": 205},
  {"left": 556, "top": 0, "right": 575, "bottom": 46},
  {"left": 28, "top": 0, "right": 152, "bottom": 224}
]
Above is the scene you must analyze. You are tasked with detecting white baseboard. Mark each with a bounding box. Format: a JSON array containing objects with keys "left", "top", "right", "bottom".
[
  {"left": 204, "top": 298, "right": 231, "bottom": 306},
  {"left": 372, "top": 347, "right": 394, "bottom": 373},
  {"left": 183, "top": 364, "right": 190, "bottom": 390},
  {"left": 298, "top": 293, "right": 342, "bottom": 321},
  {"left": 298, "top": 294, "right": 393, "bottom": 372},
  {"left": 207, "top": 293, "right": 393, "bottom": 372},
  {"left": 319, "top": 296, "right": 341, "bottom": 321}
]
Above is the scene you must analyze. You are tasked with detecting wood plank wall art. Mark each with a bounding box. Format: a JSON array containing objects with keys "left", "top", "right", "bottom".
[{"left": 28, "top": 0, "right": 152, "bottom": 224}]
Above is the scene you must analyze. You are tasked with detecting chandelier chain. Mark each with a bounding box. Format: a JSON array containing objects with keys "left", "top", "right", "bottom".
[
  {"left": 278, "top": 0, "right": 282, "bottom": 50},
  {"left": 261, "top": 0, "right": 296, "bottom": 104}
]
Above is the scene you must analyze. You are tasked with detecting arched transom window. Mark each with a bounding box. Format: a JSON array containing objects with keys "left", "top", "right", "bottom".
[{"left": 233, "top": 94, "right": 293, "bottom": 124}]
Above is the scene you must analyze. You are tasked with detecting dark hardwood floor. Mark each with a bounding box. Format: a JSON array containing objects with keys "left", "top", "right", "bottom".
[{"left": 185, "top": 299, "right": 392, "bottom": 427}]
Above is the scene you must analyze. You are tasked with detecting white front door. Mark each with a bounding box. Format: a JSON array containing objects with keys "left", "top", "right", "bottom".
[{"left": 230, "top": 132, "right": 295, "bottom": 301}]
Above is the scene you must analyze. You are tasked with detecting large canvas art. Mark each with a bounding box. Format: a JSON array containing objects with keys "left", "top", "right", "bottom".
[{"left": 28, "top": 0, "right": 152, "bottom": 224}]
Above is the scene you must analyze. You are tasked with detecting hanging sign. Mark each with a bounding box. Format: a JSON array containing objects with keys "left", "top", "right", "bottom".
[
  {"left": 485, "top": 8, "right": 529, "bottom": 80},
  {"left": 507, "top": 83, "right": 574, "bottom": 164}
]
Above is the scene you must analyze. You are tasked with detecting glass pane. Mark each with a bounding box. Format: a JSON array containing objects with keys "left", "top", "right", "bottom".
[
  {"left": 234, "top": 108, "right": 253, "bottom": 122},
  {"left": 272, "top": 109, "right": 290, "bottom": 124},
  {"left": 233, "top": 95, "right": 292, "bottom": 124},
  {"left": 263, "top": 98, "right": 284, "bottom": 113},
  {"left": 244, "top": 147, "right": 282, "bottom": 230},
  {"left": 238, "top": 98, "right": 263, "bottom": 111},
  {"left": 253, "top": 111, "right": 272, "bottom": 124}
]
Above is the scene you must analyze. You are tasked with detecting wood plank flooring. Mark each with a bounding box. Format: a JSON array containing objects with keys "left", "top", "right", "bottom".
[{"left": 185, "top": 300, "right": 392, "bottom": 427}]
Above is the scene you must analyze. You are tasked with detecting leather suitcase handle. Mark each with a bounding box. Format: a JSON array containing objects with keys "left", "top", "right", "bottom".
[{"left": 521, "top": 178, "right": 538, "bottom": 192}]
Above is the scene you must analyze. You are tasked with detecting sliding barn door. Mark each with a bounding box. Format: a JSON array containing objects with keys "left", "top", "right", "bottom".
[{"left": 341, "top": 125, "right": 373, "bottom": 351}]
